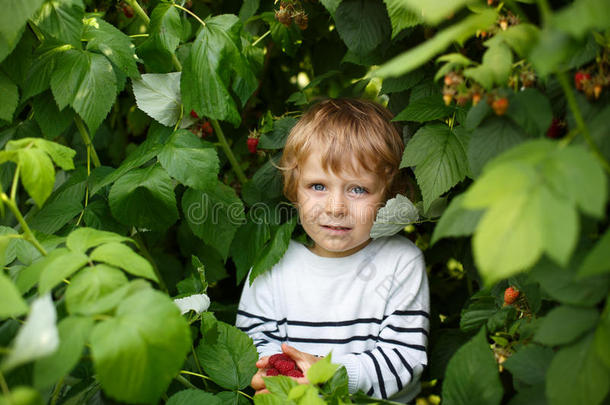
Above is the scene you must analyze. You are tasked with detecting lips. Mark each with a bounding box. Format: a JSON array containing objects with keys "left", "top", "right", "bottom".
[{"left": 323, "top": 225, "right": 351, "bottom": 231}]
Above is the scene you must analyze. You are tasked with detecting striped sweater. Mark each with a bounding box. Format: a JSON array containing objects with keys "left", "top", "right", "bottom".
[{"left": 236, "top": 235, "right": 430, "bottom": 403}]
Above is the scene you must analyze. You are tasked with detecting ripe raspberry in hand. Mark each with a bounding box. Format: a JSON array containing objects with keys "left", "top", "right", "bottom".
[
  {"left": 275, "top": 359, "right": 296, "bottom": 374},
  {"left": 285, "top": 369, "right": 304, "bottom": 378},
  {"left": 265, "top": 368, "right": 279, "bottom": 376},
  {"left": 268, "top": 353, "right": 292, "bottom": 367},
  {"left": 504, "top": 286, "right": 519, "bottom": 305}
]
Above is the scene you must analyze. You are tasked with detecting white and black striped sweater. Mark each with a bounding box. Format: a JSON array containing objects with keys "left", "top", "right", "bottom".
[{"left": 236, "top": 235, "right": 430, "bottom": 403}]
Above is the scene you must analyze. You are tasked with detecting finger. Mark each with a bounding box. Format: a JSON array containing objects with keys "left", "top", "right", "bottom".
[
  {"left": 255, "top": 388, "right": 270, "bottom": 395},
  {"left": 281, "top": 343, "right": 302, "bottom": 360},
  {"left": 256, "top": 356, "right": 270, "bottom": 368},
  {"left": 251, "top": 370, "right": 266, "bottom": 391}
]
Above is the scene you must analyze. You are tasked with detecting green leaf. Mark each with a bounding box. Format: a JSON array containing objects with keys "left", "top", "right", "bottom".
[
  {"left": 546, "top": 333, "right": 610, "bottom": 405},
  {"left": 0, "top": 71, "right": 18, "bottom": 122},
  {"left": 239, "top": 0, "right": 260, "bottom": 21},
  {"left": 0, "top": 0, "right": 45, "bottom": 64},
  {"left": 401, "top": 0, "right": 477, "bottom": 25},
  {"left": 503, "top": 345, "right": 554, "bottom": 387},
  {"left": 196, "top": 321, "right": 258, "bottom": 390},
  {"left": 132, "top": 72, "right": 195, "bottom": 128},
  {"left": 595, "top": 299, "right": 610, "bottom": 368},
  {"left": 393, "top": 95, "right": 453, "bottom": 122},
  {"left": 0, "top": 271, "right": 28, "bottom": 320},
  {"left": 90, "top": 243, "right": 157, "bottom": 282},
  {"left": 181, "top": 14, "right": 255, "bottom": 126},
  {"left": 50, "top": 49, "right": 117, "bottom": 133},
  {"left": 38, "top": 248, "right": 89, "bottom": 293},
  {"left": 108, "top": 164, "right": 179, "bottom": 231},
  {"left": 528, "top": 28, "right": 579, "bottom": 78},
  {"left": 492, "top": 23, "right": 540, "bottom": 57},
  {"left": 431, "top": 194, "right": 483, "bottom": 244},
  {"left": 28, "top": 197, "right": 82, "bottom": 234},
  {"left": 166, "top": 389, "right": 222, "bottom": 405},
  {"left": 534, "top": 306, "right": 599, "bottom": 346},
  {"left": 0, "top": 227, "right": 19, "bottom": 267},
  {"left": 254, "top": 393, "right": 289, "bottom": 405},
  {"left": 32, "top": 0, "right": 84, "bottom": 48},
  {"left": 552, "top": 0, "right": 610, "bottom": 39},
  {"left": 33, "top": 316, "right": 94, "bottom": 388},
  {"left": 158, "top": 130, "right": 220, "bottom": 190},
  {"left": 383, "top": 0, "right": 422, "bottom": 39},
  {"left": 441, "top": 327, "right": 503, "bottom": 405},
  {"left": 65, "top": 264, "right": 129, "bottom": 315},
  {"left": 230, "top": 219, "right": 271, "bottom": 285},
  {"left": 373, "top": 10, "right": 496, "bottom": 78},
  {"left": 464, "top": 41, "right": 512, "bottom": 90},
  {"left": 579, "top": 229, "right": 610, "bottom": 277},
  {"left": 6, "top": 137, "right": 76, "bottom": 170},
  {"left": 259, "top": 117, "right": 297, "bottom": 150},
  {"left": 18, "top": 148, "right": 55, "bottom": 208},
  {"left": 334, "top": 0, "right": 391, "bottom": 56},
  {"left": 0, "top": 386, "right": 44, "bottom": 405},
  {"left": 370, "top": 194, "right": 419, "bottom": 238},
  {"left": 435, "top": 53, "right": 475, "bottom": 81},
  {"left": 1, "top": 294, "right": 58, "bottom": 373},
  {"left": 250, "top": 217, "right": 297, "bottom": 284},
  {"left": 262, "top": 12, "right": 303, "bottom": 57},
  {"left": 506, "top": 89, "right": 552, "bottom": 137},
  {"left": 21, "top": 39, "right": 61, "bottom": 101},
  {"left": 83, "top": 16, "right": 138, "bottom": 78},
  {"left": 468, "top": 117, "right": 528, "bottom": 178},
  {"left": 307, "top": 354, "right": 340, "bottom": 385},
  {"left": 32, "top": 91, "right": 74, "bottom": 139},
  {"left": 401, "top": 124, "right": 469, "bottom": 211},
  {"left": 90, "top": 288, "right": 191, "bottom": 404},
  {"left": 66, "top": 227, "right": 132, "bottom": 254},
  {"left": 264, "top": 376, "right": 299, "bottom": 398},
  {"left": 459, "top": 296, "right": 497, "bottom": 333},
  {"left": 182, "top": 183, "right": 245, "bottom": 260},
  {"left": 148, "top": 3, "right": 182, "bottom": 54}
]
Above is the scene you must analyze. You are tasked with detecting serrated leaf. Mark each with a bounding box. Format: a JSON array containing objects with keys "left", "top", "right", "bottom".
[
  {"left": 149, "top": 3, "right": 182, "bottom": 54},
  {"left": 506, "top": 89, "right": 552, "bottom": 137},
  {"left": 0, "top": 71, "right": 19, "bottom": 122},
  {"left": 0, "top": 227, "right": 19, "bottom": 267},
  {"left": 250, "top": 217, "right": 297, "bottom": 284},
  {"left": 370, "top": 194, "right": 419, "bottom": 238},
  {"left": 503, "top": 345, "right": 553, "bottom": 387},
  {"left": 534, "top": 306, "right": 599, "bottom": 346},
  {"left": 38, "top": 247, "right": 89, "bottom": 293},
  {"left": 579, "top": 228, "right": 610, "bottom": 277},
  {"left": 65, "top": 264, "right": 129, "bottom": 315},
  {"left": 384, "top": 0, "right": 422, "bottom": 39},
  {"left": 401, "top": 0, "right": 476, "bottom": 25},
  {"left": 596, "top": 300, "right": 610, "bottom": 368},
  {"left": 442, "top": 327, "right": 503, "bottom": 405},
  {"left": 258, "top": 117, "right": 297, "bottom": 149},
  {"left": 0, "top": 0, "right": 45, "bottom": 64},
  {"left": 552, "top": 0, "right": 610, "bottom": 39},
  {"left": 21, "top": 40, "right": 62, "bottom": 101},
  {"left": 401, "top": 124, "right": 469, "bottom": 211},
  {"left": 18, "top": 148, "right": 55, "bottom": 208},
  {"left": 334, "top": 0, "right": 391, "bottom": 56},
  {"left": 83, "top": 16, "right": 138, "bottom": 78},
  {"left": 90, "top": 289, "right": 191, "bottom": 404},
  {"left": 132, "top": 72, "right": 189, "bottom": 128},
  {"left": 32, "top": 0, "right": 84, "bottom": 48},
  {"left": 28, "top": 197, "right": 82, "bottom": 235},
  {"left": 181, "top": 14, "right": 255, "bottom": 126},
  {"left": 546, "top": 333, "right": 610, "bottom": 405},
  {"left": 196, "top": 321, "right": 258, "bottom": 390},
  {"left": 50, "top": 49, "right": 117, "bottom": 133},
  {"left": 33, "top": 316, "right": 94, "bottom": 388},
  {"left": 90, "top": 242, "right": 157, "bottom": 282},
  {"left": 32, "top": 91, "right": 74, "bottom": 139},
  {"left": 108, "top": 164, "right": 179, "bottom": 231},
  {"left": 66, "top": 227, "right": 132, "bottom": 254},
  {"left": 307, "top": 354, "right": 340, "bottom": 385},
  {"left": 1, "top": 294, "right": 59, "bottom": 373},
  {"left": 464, "top": 41, "right": 512, "bottom": 90},
  {"left": 0, "top": 271, "right": 28, "bottom": 320},
  {"left": 166, "top": 389, "right": 222, "bottom": 405},
  {"left": 158, "top": 130, "right": 220, "bottom": 190},
  {"left": 182, "top": 183, "right": 245, "bottom": 260},
  {"left": 373, "top": 10, "right": 496, "bottom": 78},
  {"left": 230, "top": 219, "right": 271, "bottom": 285},
  {"left": 492, "top": 23, "right": 540, "bottom": 57},
  {"left": 393, "top": 95, "right": 452, "bottom": 122},
  {"left": 262, "top": 12, "right": 303, "bottom": 57}
]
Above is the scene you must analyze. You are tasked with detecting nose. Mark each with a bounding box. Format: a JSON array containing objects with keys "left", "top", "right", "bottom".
[{"left": 325, "top": 191, "right": 347, "bottom": 217}]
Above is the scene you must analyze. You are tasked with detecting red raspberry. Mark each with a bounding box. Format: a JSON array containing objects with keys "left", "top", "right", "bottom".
[
  {"left": 275, "top": 359, "right": 296, "bottom": 375},
  {"left": 268, "top": 353, "right": 292, "bottom": 367},
  {"left": 574, "top": 71, "right": 590, "bottom": 91},
  {"left": 285, "top": 369, "right": 304, "bottom": 378},
  {"left": 247, "top": 137, "right": 259, "bottom": 154},
  {"left": 201, "top": 121, "right": 213, "bottom": 135},
  {"left": 491, "top": 97, "right": 509, "bottom": 116},
  {"left": 504, "top": 286, "right": 520, "bottom": 305},
  {"left": 190, "top": 109, "right": 199, "bottom": 119},
  {"left": 266, "top": 368, "right": 279, "bottom": 376},
  {"left": 121, "top": 3, "right": 134, "bottom": 18}
]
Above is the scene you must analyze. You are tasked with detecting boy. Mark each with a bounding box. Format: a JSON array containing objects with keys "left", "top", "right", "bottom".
[{"left": 236, "top": 99, "right": 429, "bottom": 402}]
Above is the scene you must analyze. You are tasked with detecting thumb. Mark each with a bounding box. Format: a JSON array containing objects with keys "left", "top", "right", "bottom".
[{"left": 281, "top": 343, "right": 302, "bottom": 359}]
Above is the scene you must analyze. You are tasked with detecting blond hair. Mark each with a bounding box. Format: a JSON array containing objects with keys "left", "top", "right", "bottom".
[{"left": 280, "top": 98, "right": 404, "bottom": 202}]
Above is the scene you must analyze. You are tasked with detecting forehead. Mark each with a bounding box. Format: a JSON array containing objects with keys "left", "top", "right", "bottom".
[{"left": 299, "top": 151, "right": 380, "bottom": 183}]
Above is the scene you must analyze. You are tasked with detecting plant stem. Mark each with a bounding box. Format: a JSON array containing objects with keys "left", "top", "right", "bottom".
[
  {"left": 252, "top": 30, "right": 271, "bottom": 47},
  {"left": 173, "top": 4, "right": 206, "bottom": 27},
  {"left": 129, "top": 33, "right": 149, "bottom": 38},
  {"left": 124, "top": 0, "right": 150, "bottom": 25},
  {"left": 132, "top": 231, "right": 168, "bottom": 293},
  {"left": 0, "top": 193, "right": 47, "bottom": 256},
  {"left": 10, "top": 164, "right": 20, "bottom": 202},
  {"left": 238, "top": 390, "right": 254, "bottom": 400},
  {"left": 175, "top": 374, "right": 198, "bottom": 389},
  {"left": 556, "top": 71, "right": 610, "bottom": 174},
  {"left": 74, "top": 116, "right": 101, "bottom": 168},
  {"left": 211, "top": 119, "right": 248, "bottom": 185},
  {"left": 535, "top": 0, "right": 552, "bottom": 26},
  {"left": 0, "top": 371, "right": 9, "bottom": 397},
  {"left": 49, "top": 377, "right": 64, "bottom": 405}
]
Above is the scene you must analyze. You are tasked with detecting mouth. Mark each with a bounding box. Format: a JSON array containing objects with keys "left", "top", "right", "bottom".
[{"left": 322, "top": 225, "right": 352, "bottom": 232}]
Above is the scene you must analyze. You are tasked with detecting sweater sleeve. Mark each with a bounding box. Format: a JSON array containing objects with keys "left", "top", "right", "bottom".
[
  {"left": 332, "top": 252, "right": 430, "bottom": 402},
  {"left": 235, "top": 270, "right": 284, "bottom": 359}
]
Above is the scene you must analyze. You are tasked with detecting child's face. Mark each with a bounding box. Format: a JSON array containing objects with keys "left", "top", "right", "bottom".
[{"left": 296, "top": 149, "right": 385, "bottom": 258}]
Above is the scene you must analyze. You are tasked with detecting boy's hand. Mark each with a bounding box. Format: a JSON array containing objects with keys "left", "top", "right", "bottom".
[{"left": 251, "top": 356, "right": 270, "bottom": 394}]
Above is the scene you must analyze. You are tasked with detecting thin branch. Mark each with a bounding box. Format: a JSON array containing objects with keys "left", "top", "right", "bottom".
[
  {"left": 123, "top": 0, "right": 150, "bottom": 25},
  {"left": 74, "top": 116, "right": 101, "bottom": 168},
  {"left": 1, "top": 193, "right": 47, "bottom": 256},
  {"left": 173, "top": 4, "right": 206, "bottom": 27},
  {"left": 210, "top": 119, "right": 248, "bottom": 185},
  {"left": 252, "top": 30, "right": 271, "bottom": 47}
]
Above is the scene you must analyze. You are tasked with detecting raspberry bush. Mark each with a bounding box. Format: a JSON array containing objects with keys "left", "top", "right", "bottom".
[{"left": 0, "top": 0, "right": 609, "bottom": 404}]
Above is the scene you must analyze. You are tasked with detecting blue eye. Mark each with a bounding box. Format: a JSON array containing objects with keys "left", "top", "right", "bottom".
[
  {"left": 351, "top": 186, "right": 367, "bottom": 194},
  {"left": 312, "top": 184, "right": 325, "bottom": 191}
]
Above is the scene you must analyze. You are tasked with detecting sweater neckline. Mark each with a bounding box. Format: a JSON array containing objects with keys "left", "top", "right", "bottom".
[{"left": 292, "top": 238, "right": 382, "bottom": 276}]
